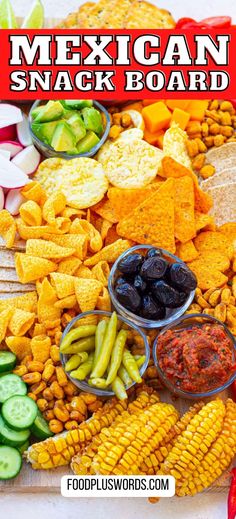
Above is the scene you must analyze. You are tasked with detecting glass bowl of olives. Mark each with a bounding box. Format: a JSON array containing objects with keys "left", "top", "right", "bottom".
[{"left": 108, "top": 245, "right": 197, "bottom": 329}]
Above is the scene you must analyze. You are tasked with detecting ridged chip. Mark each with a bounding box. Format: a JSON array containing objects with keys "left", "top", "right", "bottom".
[
  {"left": 26, "top": 239, "right": 75, "bottom": 259},
  {"left": 20, "top": 201, "right": 42, "bottom": 226},
  {"left": 0, "top": 210, "right": 16, "bottom": 248},
  {"left": 57, "top": 257, "right": 82, "bottom": 275},
  {"left": 50, "top": 272, "right": 75, "bottom": 299},
  {"left": 5, "top": 336, "right": 31, "bottom": 361},
  {"left": 21, "top": 181, "right": 47, "bottom": 205},
  {"left": 74, "top": 278, "right": 102, "bottom": 312},
  {"left": 84, "top": 239, "right": 132, "bottom": 266},
  {"left": 41, "top": 234, "right": 87, "bottom": 260},
  {"left": 8, "top": 309, "right": 35, "bottom": 337},
  {"left": 15, "top": 253, "right": 57, "bottom": 283},
  {"left": 37, "top": 278, "right": 61, "bottom": 324},
  {"left": 194, "top": 231, "right": 234, "bottom": 260}
]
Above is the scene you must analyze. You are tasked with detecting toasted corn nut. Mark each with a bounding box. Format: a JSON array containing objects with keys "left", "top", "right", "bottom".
[
  {"left": 27, "top": 392, "right": 37, "bottom": 402},
  {"left": 42, "top": 364, "right": 55, "bottom": 382},
  {"left": 54, "top": 404, "right": 70, "bottom": 423},
  {"left": 188, "top": 304, "right": 202, "bottom": 313},
  {"left": 88, "top": 401, "right": 103, "bottom": 413},
  {"left": 200, "top": 164, "right": 215, "bottom": 179},
  {"left": 80, "top": 393, "right": 98, "bottom": 405},
  {"left": 56, "top": 367, "right": 68, "bottom": 387},
  {"left": 186, "top": 140, "right": 199, "bottom": 157},
  {"left": 209, "top": 100, "right": 219, "bottom": 111},
  {"left": 49, "top": 419, "right": 64, "bottom": 434},
  {"left": 65, "top": 421, "right": 79, "bottom": 430},
  {"left": 121, "top": 113, "right": 132, "bottom": 128},
  {"left": 22, "top": 372, "right": 41, "bottom": 385},
  {"left": 112, "top": 113, "right": 122, "bottom": 125},
  {"left": 201, "top": 122, "right": 209, "bottom": 137},
  {"left": 220, "top": 101, "right": 234, "bottom": 112},
  {"left": 192, "top": 153, "right": 205, "bottom": 171},
  {"left": 70, "top": 396, "right": 87, "bottom": 416},
  {"left": 109, "top": 125, "right": 122, "bottom": 139},
  {"left": 50, "top": 381, "right": 64, "bottom": 400},
  {"left": 221, "top": 288, "right": 231, "bottom": 305},
  {"left": 220, "top": 125, "right": 234, "bottom": 137},
  {"left": 195, "top": 294, "right": 210, "bottom": 309},
  {"left": 43, "top": 410, "right": 54, "bottom": 421},
  {"left": 30, "top": 381, "right": 46, "bottom": 395},
  {"left": 208, "top": 289, "right": 222, "bottom": 307},
  {"left": 21, "top": 355, "right": 33, "bottom": 367},
  {"left": 232, "top": 277, "right": 236, "bottom": 298},
  {"left": 50, "top": 346, "right": 60, "bottom": 364},
  {"left": 204, "top": 136, "right": 215, "bottom": 147},
  {"left": 213, "top": 134, "right": 225, "bottom": 147},
  {"left": 220, "top": 111, "right": 232, "bottom": 125},
  {"left": 209, "top": 123, "right": 221, "bottom": 135},
  {"left": 202, "top": 309, "right": 215, "bottom": 316},
  {"left": 47, "top": 399, "right": 56, "bottom": 410},
  {"left": 70, "top": 410, "right": 86, "bottom": 422},
  {"left": 43, "top": 388, "right": 54, "bottom": 401},
  {"left": 214, "top": 303, "right": 227, "bottom": 322},
  {"left": 13, "top": 365, "right": 28, "bottom": 377},
  {"left": 28, "top": 361, "right": 44, "bottom": 373},
  {"left": 227, "top": 310, "right": 236, "bottom": 328},
  {"left": 205, "top": 110, "right": 220, "bottom": 123},
  {"left": 64, "top": 381, "right": 78, "bottom": 396},
  {"left": 37, "top": 399, "right": 49, "bottom": 412},
  {"left": 195, "top": 138, "right": 207, "bottom": 153}
]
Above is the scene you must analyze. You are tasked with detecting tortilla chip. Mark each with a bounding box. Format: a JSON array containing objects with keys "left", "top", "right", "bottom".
[
  {"left": 26, "top": 239, "right": 75, "bottom": 259},
  {"left": 105, "top": 225, "right": 120, "bottom": 246},
  {"left": 0, "top": 210, "right": 16, "bottom": 248},
  {"left": 21, "top": 181, "right": 47, "bottom": 205},
  {"left": 15, "top": 253, "right": 57, "bottom": 283},
  {"left": 31, "top": 335, "right": 51, "bottom": 363},
  {"left": 37, "top": 278, "right": 61, "bottom": 324},
  {"left": 197, "top": 250, "right": 230, "bottom": 272},
  {"left": 41, "top": 234, "right": 87, "bottom": 260},
  {"left": 125, "top": 0, "right": 175, "bottom": 28},
  {"left": 194, "top": 231, "right": 234, "bottom": 260},
  {"left": 92, "top": 261, "right": 110, "bottom": 287},
  {"left": 70, "top": 219, "right": 102, "bottom": 253},
  {"left": 50, "top": 272, "right": 75, "bottom": 299},
  {"left": 195, "top": 212, "right": 216, "bottom": 232},
  {"left": 107, "top": 184, "right": 160, "bottom": 221},
  {"left": 96, "top": 287, "right": 111, "bottom": 312},
  {"left": 176, "top": 240, "right": 199, "bottom": 262},
  {"left": 92, "top": 197, "right": 118, "bottom": 224},
  {"left": 84, "top": 239, "right": 132, "bottom": 266},
  {"left": 219, "top": 223, "right": 236, "bottom": 249},
  {"left": 0, "top": 291, "right": 37, "bottom": 313},
  {"left": 74, "top": 278, "right": 102, "bottom": 312},
  {"left": 174, "top": 176, "right": 196, "bottom": 243},
  {"left": 187, "top": 259, "right": 228, "bottom": 291},
  {"left": 76, "top": 265, "right": 95, "bottom": 279},
  {"left": 117, "top": 179, "right": 175, "bottom": 253},
  {"left": 163, "top": 124, "right": 192, "bottom": 169},
  {"left": 0, "top": 307, "right": 13, "bottom": 341},
  {"left": 54, "top": 295, "right": 77, "bottom": 309},
  {"left": 19, "top": 201, "right": 42, "bottom": 226},
  {"left": 5, "top": 336, "right": 31, "bottom": 361},
  {"left": 57, "top": 257, "right": 81, "bottom": 275},
  {"left": 8, "top": 309, "right": 35, "bottom": 337},
  {"left": 42, "top": 192, "right": 66, "bottom": 224}
]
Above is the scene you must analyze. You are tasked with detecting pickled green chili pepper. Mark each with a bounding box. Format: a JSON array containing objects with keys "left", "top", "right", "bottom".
[
  {"left": 60, "top": 325, "right": 96, "bottom": 353},
  {"left": 70, "top": 353, "right": 94, "bottom": 380},
  {"left": 122, "top": 349, "right": 142, "bottom": 383},
  {"left": 117, "top": 364, "right": 132, "bottom": 387},
  {"left": 94, "top": 320, "right": 107, "bottom": 366},
  {"left": 134, "top": 355, "right": 146, "bottom": 369},
  {"left": 106, "top": 329, "right": 128, "bottom": 386},
  {"left": 65, "top": 353, "right": 86, "bottom": 372},
  {"left": 91, "top": 312, "right": 117, "bottom": 378},
  {"left": 88, "top": 377, "right": 107, "bottom": 389},
  {"left": 60, "top": 336, "right": 95, "bottom": 355},
  {"left": 111, "top": 376, "right": 128, "bottom": 400}
]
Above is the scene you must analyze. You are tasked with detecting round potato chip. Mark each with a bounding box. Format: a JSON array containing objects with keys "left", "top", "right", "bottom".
[
  {"left": 34, "top": 157, "right": 108, "bottom": 209},
  {"left": 97, "top": 138, "right": 163, "bottom": 189},
  {"left": 119, "top": 128, "right": 144, "bottom": 141}
]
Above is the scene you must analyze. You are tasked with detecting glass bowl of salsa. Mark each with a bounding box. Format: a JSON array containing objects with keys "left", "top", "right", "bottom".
[{"left": 153, "top": 313, "right": 236, "bottom": 399}]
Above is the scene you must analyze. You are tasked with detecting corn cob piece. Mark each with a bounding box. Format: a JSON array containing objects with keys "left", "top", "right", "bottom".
[
  {"left": 140, "top": 402, "right": 204, "bottom": 475},
  {"left": 160, "top": 400, "right": 226, "bottom": 482},
  {"left": 71, "top": 389, "right": 160, "bottom": 475},
  {"left": 177, "top": 399, "right": 236, "bottom": 496},
  {"left": 26, "top": 397, "right": 128, "bottom": 469},
  {"left": 91, "top": 402, "right": 179, "bottom": 475}
]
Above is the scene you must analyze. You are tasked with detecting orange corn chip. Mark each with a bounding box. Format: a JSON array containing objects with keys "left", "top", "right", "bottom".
[
  {"left": 194, "top": 231, "right": 234, "bottom": 260},
  {"left": 197, "top": 250, "right": 230, "bottom": 272},
  {"left": 219, "top": 222, "right": 236, "bottom": 247},
  {"left": 15, "top": 253, "right": 57, "bottom": 283},
  {"left": 50, "top": 272, "right": 75, "bottom": 298},
  {"left": 37, "top": 278, "right": 61, "bottom": 324},
  {"left": 84, "top": 239, "right": 132, "bottom": 267},
  {"left": 8, "top": 309, "right": 35, "bottom": 337},
  {"left": 70, "top": 219, "right": 102, "bottom": 253},
  {"left": 96, "top": 287, "right": 111, "bottom": 312},
  {"left": 32, "top": 323, "right": 46, "bottom": 337},
  {"left": 5, "top": 336, "right": 31, "bottom": 361},
  {"left": 187, "top": 258, "right": 228, "bottom": 291},
  {"left": 26, "top": 239, "right": 75, "bottom": 259},
  {"left": 19, "top": 201, "right": 42, "bottom": 226},
  {"left": 21, "top": 181, "right": 47, "bottom": 205},
  {"left": 107, "top": 184, "right": 160, "bottom": 221},
  {"left": 42, "top": 192, "right": 66, "bottom": 224},
  {"left": 195, "top": 212, "right": 216, "bottom": 232},
  {"left": 174, "top": 176, "right": 196, "bottom": 243},
  {"left": 54, "top": 295, "right": 77, "bottom": 309},
  {"left": 42, "top": 234, "right": 87, "bottom": 260},
  {"left": 92, "top": 261, "right": 110, "bottom": 287},
  {"left": 92, "top": 197, "right": 118, "bottom": 223},
  {"left": 74, "top": 278, "right": 102, "bottom": 312},
  {"left": 75, "top": 265, "right": 95, "bottom": 279},
  {"left": 0, "top": 210, "right": 16, "bottom": 248},
  {"left": 0, "top": 307, "right": 13, "bottom": 341},
  {"left": 176, "top": 240, "right": 199, "bottom": 262},
  {"left": 105, "top": 225, "right": 120, "bottom": 246},
  {"left": 117, "top": 179, "right": 175, "bottom": 253},
  {"left": 0, "top": 291, "right": 37, "bottom": 313},
  {"left": 31, "top": 335, "right": 51, "bottom": 363},
  {"left": 57, "top": 257, "right": 82, "bottom": 275}
]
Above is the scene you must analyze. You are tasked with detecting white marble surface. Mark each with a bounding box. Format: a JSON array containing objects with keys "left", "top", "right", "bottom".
[{"left": 2, "top": 0, "right": 236, "bottom": 517}]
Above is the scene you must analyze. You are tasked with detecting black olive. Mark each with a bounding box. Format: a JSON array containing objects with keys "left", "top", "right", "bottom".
[
  {"left": 141, "top": 294, "right": 166, "bottom": 320},
  {"left": 140, "top": 256, "right": 168, "bottom": 281},
  {"left": 118, "top": 253, "right": 143, "bottom": 275},
  {"left": 178, "top": 292, "right": 187, "bottom": 305},
  {"left": 115, "top": 283, "right": 141, "bottom": 313},
  {"left": 146, "top": 248, "right": 162, "bottom": 259},
  {"left": 115, "top": 276, "right": 127, "bottom": 287},
  {"left": 134, "top": 275, "right": 147, "bottom": 293},
  {"left": 169, "top": 263, "right": 197, "bottom": 293},
  {"left": 151, "top": 280, "right": 182, "bottom": 308}
]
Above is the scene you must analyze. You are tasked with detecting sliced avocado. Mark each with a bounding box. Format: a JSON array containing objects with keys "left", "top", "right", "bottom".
[
  {"left": 63, "top": 100, "right": 93, "bottom": 110},
  {"left": 82, "top": 107, "right": 103, "bottom": 136},
  {"left": 67, "top": 113, "right": 86, "bottom": 143},
  {"left": 31, "top": 121, "right": 60, "bottom": 146},
  {"left": 76, "top": 130, "right": 100, "bottom": 154},
  {"left": 34, "top": 101, "right": 64, "bottom": 123},
  {"left": 51, "top": 121, "right": 76, "bottom": 152},
  {"left": 31, "top": 105, "right": 44, "bottom": 120},
  {"left": 63, "top": 109, "right": 77, "bottom": 120}
]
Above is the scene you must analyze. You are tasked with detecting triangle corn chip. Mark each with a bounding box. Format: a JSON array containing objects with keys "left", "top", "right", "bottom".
[
  {"left": 74, "top": 278, "right": 102, "bottom": 312},
  {"left": 195, "top": 212, "right": 216, "bottom": 233},
  {"left": 19, "top": 201, "right": 42, "bottom": 226},
  {"left": 0, "top": 210, "right": 16, "bottom": 248},
  {"left": 26, "top": 239, "right": 75, "bottom": 259},
  {"left": 31, "top": 334, "right": 51, "bottom": 363},
  {"left": 70, "top": 219, "right": 102, "bottom": 253},
  {"left": 84, "top": 239, "right": 132, "bottom": 267},
  {"left": 50, "top": 272, "right": 75, "bottom": 299},
  {"left": 75, "top": 265, "right": 95, "bottom": 279},
  {"left": 163, "top": 124, "right": 192, "bottom": 169},
  {"left": 8, "top": 308, "right": 35, "bottom": 337},
  {"left": 174, "top": 176, "right": 196, "bottom": 243},
  {"left": 15, "top": 253, "right": 57, "bottom": 283},
  {"left": 107, "top": 184, "right": 161, "bottom": 221},
  {"left": 92, "top": 197, "right": 118, "bottom": 224},
  {"left": 92, "top": 261, "right": 110, "bottom": 286},
  {"left": 96, "top": 286, "right": 111, "bottom": 312},
  {"left": 176, "top": 240, "right": 199, "bottom": 263},
  {"left": 54, "top": 295, "right": 77, "bottom": 309}
]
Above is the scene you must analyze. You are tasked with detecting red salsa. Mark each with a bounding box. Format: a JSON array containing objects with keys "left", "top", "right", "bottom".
[{"left": 157, "top": 324, "right": 236, "bottom": 393}]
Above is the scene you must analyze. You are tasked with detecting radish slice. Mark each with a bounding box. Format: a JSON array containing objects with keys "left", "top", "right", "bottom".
[
  {"left": 12, "top": 145, "right": 41, "bottom": 176},
  {"left": 0, "top": 104, "right": 23, "bottom": 129},
  {"left": 0, "top": 187, "right": 4, "bottom": 210},
  {"left": 17, "top": 114, "right": 32, "bottom": 147},
  {"left": 0, "top": 141, "right": 24, "bottom": 158},
  {"left": 0, "top": 155, "right": 28, "bottom": 189},
  {"left": 0, "top": 125, "right": 16, "bottom": 142},
  {"left": 0, "top": 150, "right": 11, "bottom": 160},
  {"left": 5, "top": 188, "right": 25, "bottom": 215}
]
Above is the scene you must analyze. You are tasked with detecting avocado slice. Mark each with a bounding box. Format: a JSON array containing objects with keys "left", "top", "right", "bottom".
[
  {"left": 63, "top": 109, "right": 77, "bottom": 120},
  {"left": 31, "top": 105, "right": 44, "bottom": 120},
  {"left": 51, "top": 121, "right": 76, "bottom": 152},
  {"left": 76, "top": 130, "right": 100, "bottom": 154},
  {"left": 34, "top": 101, "right": 64, "bottom": 123},
  {"left": 62, "top": 100, "right": 93, "bottom": 110},
  {"left": 31, "top": 121, "right": 60, "bottom": 146},
  {"left": 82, "top": 107, "right": 103, "bottom": 136},
  {"left": 67, "top": 114, "right": 86, "bottom": 143}
]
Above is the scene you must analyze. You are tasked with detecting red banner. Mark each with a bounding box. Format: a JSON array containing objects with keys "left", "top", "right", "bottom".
[{"left": 1, "top": 29, "right": 235, "bottom": 99}]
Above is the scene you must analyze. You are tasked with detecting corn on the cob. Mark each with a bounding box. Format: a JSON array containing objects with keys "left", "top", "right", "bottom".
[
  {"left": 71, "top": 389, "right": 160, "bottom": 475},
  {"left": 177, "top": 399, "right": 236, "bottom": 496}
]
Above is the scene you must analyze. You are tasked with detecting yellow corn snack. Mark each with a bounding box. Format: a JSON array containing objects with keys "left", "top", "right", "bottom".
[
  {"left": 57, "top": 257, "right": 81, "bottom": 275},
  {"left": 0, "top": 307, "right": 13, "bottom": 342},
  {"left": 37, "top": 278, "right": 61, "bottom": 325},
  {"left": 26, "top": 239, "right": 75, "bottom": 260},
  {"left": 15, "top": 253, "right": 57, "bottom": 283},
  {"left": 19, "top": 200, "right": 43, "bottom": 226},
  {"left": 84, "top": 239, "right": 132, "bottom": 266},
  {"left": 70, "top": 219, "right": 103, "bottom": 253},
  {"left": 21, "top": 181, "right": 47, "bottom": 205},
  {"left": 50, "top": 273, "right": 75, "bottom": 299},
  {"left": 0, "top": 291, "right": 37, "bottom": 313},
  {"left": 8, "top": 309, "right": 35, "bottom": 337},
  {"left": 74, "top": 278, "right": 102, "bottom": 312},
  {"left": 42, "top": 192, "right": 66, "bottom": 224},
  {"left": 6, "top": 336, "right": 32, "bottom": 360},
  {"left": 31, "top": 335, "right": 51, "bottom": 363},
  {"left": 41, "top": 234, "right": 87, "bottom": 260},
  {"left": 0, "top": 210, "right": 16, "bottom": 248},
  {"left": 92, "top": 261, "right": 110, "bottom": 286}
]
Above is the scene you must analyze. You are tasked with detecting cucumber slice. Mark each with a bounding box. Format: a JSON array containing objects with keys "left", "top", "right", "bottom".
[
  {"left": 0, "top": 414, "right": 30, "bottom": 447},
  {"left": 0, "top": 351, "right": 16, "bottom": 373},
  {"left": 2, "top": 396, "right": 38, "bottom": 431},
  {"left": 31, "top": 412, "right": 53, "bottom": 440},
  {"left": 0, "top": 371, "right": 11, "bottom": 378},
  {"left": 0, "top": 374, "right": 27, "bottom": 403},
  {"left": 18, "top": 440, "right": 30, "bottom": 455},
  {"left": 0, "top": 445, "right": 22, "bottom": 480}
]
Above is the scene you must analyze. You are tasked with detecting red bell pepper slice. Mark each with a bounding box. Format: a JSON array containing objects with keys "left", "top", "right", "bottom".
[
  {"left": 175, "top": 18, "right": 197, "bottom": 29},
  {"left": 228, "top": 468, "right": 236, "bottom": 519},
  {"left": 201, "top": 16, "right": 232, "bottom": 28}
]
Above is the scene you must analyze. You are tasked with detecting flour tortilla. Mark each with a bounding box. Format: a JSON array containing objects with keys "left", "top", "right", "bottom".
[
  {"left": 206, "top": 143, "right": 236, "bottom": 174},
  {"left": 201, "top": 167, "right": 236, "bottom": 189},
  {"left": 204, "top": 182, "right": 236, "bottom": 226}
]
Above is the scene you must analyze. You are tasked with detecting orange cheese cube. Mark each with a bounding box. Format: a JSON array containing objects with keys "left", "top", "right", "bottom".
[
  {"left": 171, "top": 108, "right": 190, "bottom": 130},
  {"left": 142, "top": 102, "right": 172, "bottom": 133},
  {"left": 187, "top": 100, "right": 209, "bottom": 121},
  {"left": 166, "top": 100, "right": 190, "bottom": 111},
  {"left": 156, "top": 132, "right": 164, "bottom": 149},
  {"left": 144, "top": 128, "right": 163, "bottom": 146}
]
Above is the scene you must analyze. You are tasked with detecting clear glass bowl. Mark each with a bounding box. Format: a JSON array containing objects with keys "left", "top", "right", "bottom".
[
  {"left": 60, "top": 310, "right": 150, "bottom": 397},
  {"left": 29, "top": 100, "right": 110, "bottom": 159},
  {"left": 108, "top": 245, "right": 195, "bottom": 330},
  {"left": 153, "top": 313, "right": 236, "bottom": 399}
]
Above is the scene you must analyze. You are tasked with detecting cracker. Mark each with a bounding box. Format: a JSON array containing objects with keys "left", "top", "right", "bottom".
[
  {"left": 0, "top": 268, "right": 18, "bottom": 282},
  {"left": 174, "top": 176, "right": 196, "bottom": 243},
  {"left": 0, "top": 281, "right": 36, "bottom": 293},
  {"left": 0, "top": 236, "right": 25, "bottom": 251},
  {"left": 107, "top": 184, "right": 160, "bottom": 221},
  {"left": 194, "top": 231, "right": 234, "bottom": 260},
  {"left": 117, "top": 178, "right": 175, "bottom": 253},
  {"left": 176, "top": 240, "right": 199, "bottom": 263},
  {"left": 125, "top": 0, "right": 175, "bottom": 28},
  {"left": 0, "top": 249, "right": 15, "bottom": 268},
  {"left": 205, "top": 183, "right": 236, "bottom": 226}
]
